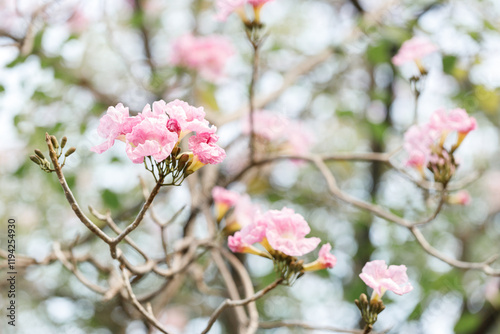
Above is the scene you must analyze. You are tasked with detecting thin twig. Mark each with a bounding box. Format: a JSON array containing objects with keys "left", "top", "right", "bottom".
[
  {"left": 121, "top": 267, "right": 171, "bottom": 334},
  {"left": 201, "top": 278, "right": 283, "bottom": 334}
]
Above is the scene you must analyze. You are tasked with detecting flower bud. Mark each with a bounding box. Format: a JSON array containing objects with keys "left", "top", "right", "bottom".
[
  {"left": 30, "top": 155, "right": 41, "bottom": 165},
  {"left": 34, "top": 149, "right": 45, "bottom": 160},
  {"left": 50, "top": 135, "right": 59, "bottom": 149},
  {"left": 60, "top": 136, "right": 67, "bottom": 148},
  {"left": 65, "top": 147, "right": 76, "bottom": 157},
  {"left": 177, "top": 154, "right": 190, "bottom": 170}
]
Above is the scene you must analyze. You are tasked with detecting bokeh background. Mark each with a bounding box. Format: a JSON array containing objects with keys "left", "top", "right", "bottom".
[{"left": 1, "top": 0, "right": 500, "bottom": 333}]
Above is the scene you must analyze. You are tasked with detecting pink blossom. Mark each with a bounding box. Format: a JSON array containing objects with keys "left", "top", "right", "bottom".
[
  {"left": 215, "top": 0, "right": 273, "bottom": 21},
  {"left": 212, "top": 186, "right": 241, "bottom": 221},
  {"left": 188, "top": 132, "right": 226, "bottom": 165},
  {"left": 428, "top": 108, "right": 477, "bottom": 146},
  {"left": 303, "top": 243, "right": 337, "bottom": 271},
  {"left": 261, "top": 207, "right": 320, "bottom": 256},
  {"left": 359, "top": 260, "right": 413, "bottom": 299},
  {"left": 212, "top": 186, "right": 240, "bottom": 207},
  {"left": 90, "top": 103, "right": 139, "bottom": 154},
  {"left": 125, "top": 116, "right": 179, "bottom": 164},
  {"left": 403, "top": 125, "right": 435, "bottom": 170},
  {"left": 243, "top": 111, "right": 314, "bottom": 155},
  {"left": 225, "top": 194, "right": 260, "bottom": 232},
  {"left": 440, "top": 108, "right": 477, "bottom": 134},
  {"left": 170, "top": 34, "right": 235, "bottom": 82},
  {"left": 392, "top": 36, "right": 438, "bottom": 66},
  {"left": 228, "top": 232, "right": 247, "bottom": 253},
  {"left": 215, "top": 0, "right": 245, "bottom": 21},
  {"left": 228, "top": 224, "right": 270, "bottom": 258},
  {"left": 163, "top": 99, "right": 215, "bottom": 138},
  {"left": 447, "top": 190, "right": 471, "bottom": 205}
]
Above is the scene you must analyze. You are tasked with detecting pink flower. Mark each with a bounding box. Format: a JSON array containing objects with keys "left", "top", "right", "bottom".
[
  {"left": 125, "top": 116, "right": 179, "bottom": 164},
  {"left": 163, "top": 99, "right": 215, "bottom": 138},
  {"left": 225, "top": 194, "right": 260, "bottom": 233},
  {"left": 212, "top": 186, "right": 241, "bottom": 221},
  {"left": 428, "top": 108, "right": 477, "bottom": 147},
  {"left": 392, "top": 36, "right": 438, "bottom": 67},
  {"left": 212, "top": 186, "right": 240, "bottom": 207},
  {"left": 243, "top": 111, "right": 314, "bottom": 155},
  {"left": 447, "top": 190, "right": 471, "bottom": 205},
  {"left": 403, "top": 125, "right": 435, "bottom": 170},
  {"left": 359, "top": 260, "right": 413, "bottom": 299},
  {"left": 170, "top": 34, "right": 235, "bottom": 82},
  {"left": 303, "top": 243, "right": 337, "bottom": 271},
  {"left": 228, "top": 224, "right": 270, "bottom": 258},
  {"left": 188, "top": 132, "right": 226, "bottom": 166},
  {"left": 90, "top": 103, "right": 140, "bottom": 154},
  {"left": 262, "top": 207, "right": 320, "bottom": 257},
  {"left": 430, "top": 108, "right": 477, "bottom": 135},
  {"left": 215, "top": 0, "right": 273, "bottom": 21}
]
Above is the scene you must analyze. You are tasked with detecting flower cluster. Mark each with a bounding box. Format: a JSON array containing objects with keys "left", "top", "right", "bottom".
[
  {"left": 403, "top": 108, "right": 476, "bottom": 183},
  {"left": 243, "top": 110, "right": 314, "bottom": 156},
  {"left": 359, "top": 260, "right": 413, "bottom": 300},
  {"left": 170, "top": 34, "right": 235, "bottom": 82},
  {"left": 227, "top": 207, "right": 336, "bottom": 284},
  {"left": 91, "top": 100, "right": 225, "bottom": 184},
  {"left": 356, "top": 260, "right": 413, "bottom": 328},
  {"left": 216, "top": 0, "right": 273, "bottom": 24},
  {"left": 392, "top": 36, "right": 438, "bottom": 74}
]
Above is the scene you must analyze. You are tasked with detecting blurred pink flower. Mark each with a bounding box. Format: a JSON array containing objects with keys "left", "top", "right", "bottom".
[
  {"left": 228, "top": 220, "right": 270, "bottom": 258},
  {"left": 213, "top": 186, "right": 240, "bottom": 207},
  {"left": 359, "top": 260, "right": 413, "bottom": 299},
  {"left": 262, "top": 207, "right": 320, "bottom": 256},
  {"left": 392, "top": 36, "right": 438, "bottom": 67},
  {"left": 303, "top": 243, "right": 337, "bottom": 271},
  {"left": 66, "top": 7, "right": 89, "bottom": 33},
  {"left": 215, "top": 0, "right": 273, "bottom": 21},
  {"left": 90, "top": 103, "right": 139, "bottom": 154},
  {"left": 243, "top": 111, "right": 314, "bottom": 155},
  {"left": 170, "top": 34, "right": 235, "bottom": 82},
  {"left": 403, "top": 108, "right": 477, "bottom": 171},
  {"left": 212, "top": 186, "right": 241, "bottom": 221},
  {"left": 225, "top": 194, "right": 260, "bottom": 232},
  {"left": 447, "top": 190, "right": 471, "bottom": 205},
  {"left": 403, "top": 124, "right": 435, "bottom": 170}
]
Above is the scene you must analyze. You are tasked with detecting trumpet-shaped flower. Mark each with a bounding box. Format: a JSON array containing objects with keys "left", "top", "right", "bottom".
[
  {"left": 225, "top": 194, "right": 260, "bottom": 233},
  {"left": 392, "top": 36, "right": 438, "bottom": 67},
  {"left": 90, "top": 103, "right": 139, "bottom": 154},
  {"left": 359, "top": 260, "right": 413, "bottom": 300},
  {"left": 262, "top": 207, "right": 320, "bottom": 257},
  {"left": 188, "top": 132, "right": 226, "bottom": 165},
  {"left": 212, "top": 186, "right": 241, "bottom": 221},
  {"left": 303, "top": 243, "right": 337, "bottom": 271},
  {"left": 403, "top": 108, "right": 476, "bottom": 174},
  {"left": 170, "top": 34, "right": 235, "bottom": 82}
]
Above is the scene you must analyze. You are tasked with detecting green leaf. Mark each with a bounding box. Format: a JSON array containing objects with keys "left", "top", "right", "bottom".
[
  {"left": 101, "top": 189, "right": 120, "bottom": 209},
  {"left": 442, "top": 55, "right": 457, "bottom": 75},
  {"left": 367, "top": 40, "right": 391, "bottom": 65}
]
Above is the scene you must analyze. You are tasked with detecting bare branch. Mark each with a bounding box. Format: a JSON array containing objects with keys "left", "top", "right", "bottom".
[
  {"left": 45, "top": 133, "right": 113, "bottom": 244},
  {"left": 53, "top": 242, "right": 108, "bottom": 295},
  {"left": 201, "top": 278, "right": 283, "bottom": 334},
  {"left": 121, "top": 268, "right": 171, "bottom": 334}
]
